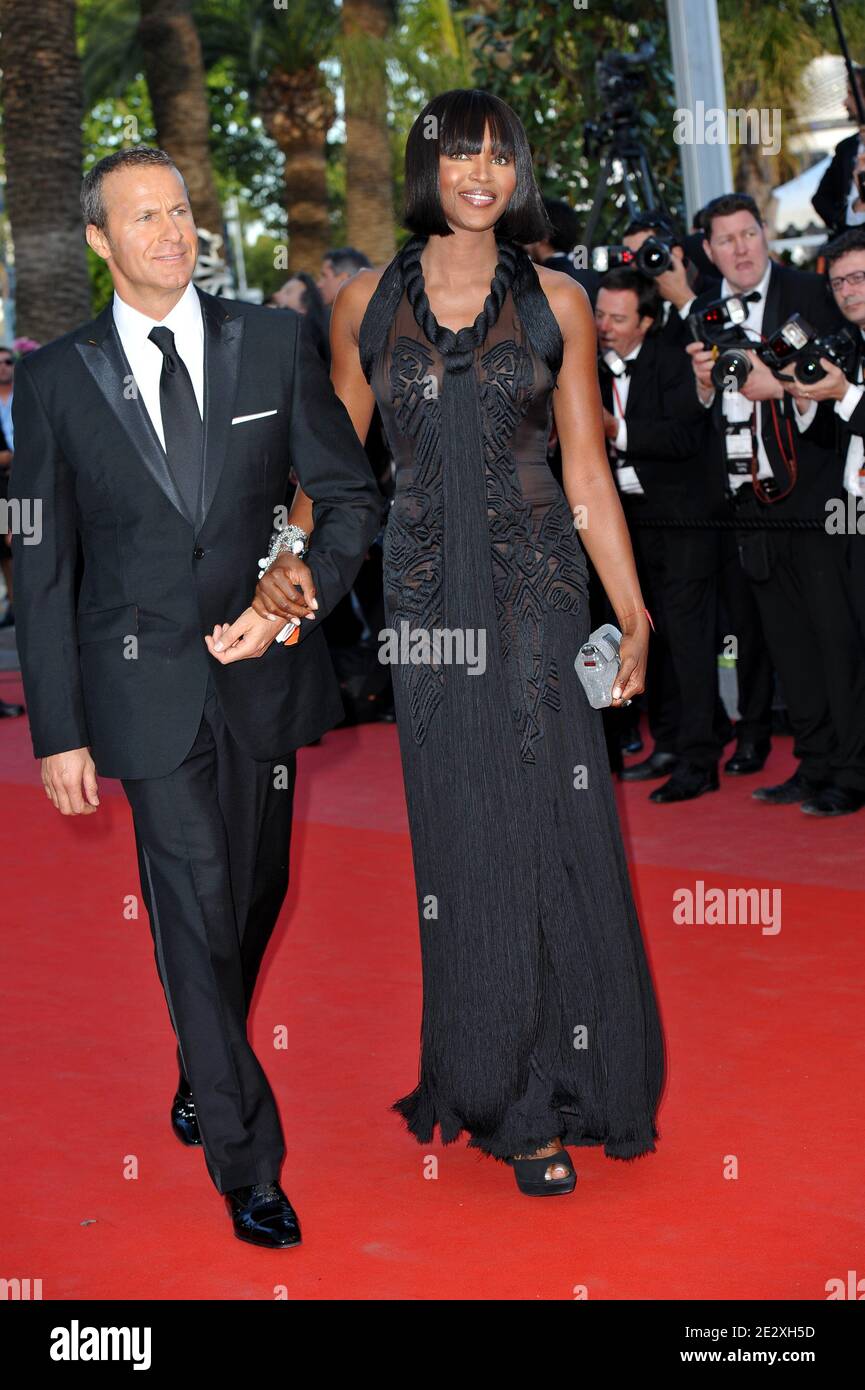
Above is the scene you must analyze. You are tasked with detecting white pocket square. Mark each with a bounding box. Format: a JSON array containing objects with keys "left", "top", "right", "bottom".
[{"left": 231, "top": 409, "right": 278, "bottom": 424}]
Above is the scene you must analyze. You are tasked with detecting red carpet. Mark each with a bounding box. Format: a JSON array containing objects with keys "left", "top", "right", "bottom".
[{"left": 2, "top": 664, "right": 863, "bottom": 1300}]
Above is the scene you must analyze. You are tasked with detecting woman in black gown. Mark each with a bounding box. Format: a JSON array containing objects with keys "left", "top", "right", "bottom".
[{"left": 252, "top": 89, "right": 666, "bottom": 1196}]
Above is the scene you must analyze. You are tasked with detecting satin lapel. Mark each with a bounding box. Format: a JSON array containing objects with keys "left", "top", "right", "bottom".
[
  {"left": 763, "top": 262, "right": 783, "bottom": 339},
  {"left": 75, "top": 308, "right": 191, "bottom": 522},
  {"left": 197, "top": 289, "right": 244, "bottom": 528}
]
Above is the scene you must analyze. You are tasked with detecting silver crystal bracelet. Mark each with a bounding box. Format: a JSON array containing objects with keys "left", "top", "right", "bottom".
[{"left": 257, "top": 523, "right": 310, "bottom": 643}]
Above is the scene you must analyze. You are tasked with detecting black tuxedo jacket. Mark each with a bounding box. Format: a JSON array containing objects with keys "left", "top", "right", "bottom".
[
  {"left": 812, "top": 132, "right": 860, "bottom": 234},
  {"left": 691, "top": 262, "right": 846, "bottom": 519},
  {"left": 599, "top": 331, "right": 713, "bottom": 517},
  {"left": 8, "top": 287, "right": 384, "bottom": 777}
]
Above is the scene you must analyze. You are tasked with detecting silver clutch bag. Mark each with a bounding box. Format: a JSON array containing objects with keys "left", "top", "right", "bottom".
[{"left": 574, "top": 624, "right": 622, "bottom": 708}]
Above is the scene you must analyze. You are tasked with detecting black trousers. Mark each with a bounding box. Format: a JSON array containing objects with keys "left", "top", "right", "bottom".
[
  {"left": 629, "top": 518, "right": 762, "bottom": 769},
  {"left": 798, "top": 527, "right": 865, "bottom": 791},
  {"left": 731, "top": 492, "right": 865, "bottom": 790},
  {"left": 122, "top": 674, "right": 296, "bottom": 1193},
  {"left": 716, "top": 529, "right": 774, "bottom": 749}
]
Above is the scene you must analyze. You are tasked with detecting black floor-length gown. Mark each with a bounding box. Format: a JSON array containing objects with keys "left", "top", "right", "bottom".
[{"left": 358, "top": 235, "right": 666, "bottom": 1162}]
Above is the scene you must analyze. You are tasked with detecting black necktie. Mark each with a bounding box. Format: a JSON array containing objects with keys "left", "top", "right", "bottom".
[
  {"left": 743, "top": 290, "right": 762, "bottom": 304},
  {"left": 147, "top": 326, "right": 203, "bottom": 522}
]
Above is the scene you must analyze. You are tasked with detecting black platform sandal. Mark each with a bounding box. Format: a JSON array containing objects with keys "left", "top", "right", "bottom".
[{"left": 507, "top": 1148, "right": 577, "bottom": 1196}]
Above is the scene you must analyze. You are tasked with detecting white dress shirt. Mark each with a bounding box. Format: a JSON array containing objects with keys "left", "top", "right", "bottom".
[
  {"left": 715, "top": 264, "right": 774, "bottom": 490},
  {"left": 610, "top": 343, "right": 644, "bottom": 495},
  {"left": 112, "top": 281, "right": 204, "bottom": 450},
  {"left": 835, "top": 330, "right": 865, "bottom": 497},
  {"left": 699, "top": 263, "right": 815, "bottom": 489}
]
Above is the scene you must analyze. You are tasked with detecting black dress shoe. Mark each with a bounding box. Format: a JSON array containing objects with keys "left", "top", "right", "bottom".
[
  {"left": 620, "top": 750, "right": 678, "bottom": 782},
  {"left": 225, "top": 1181, "right": 302, "bottom": 1249},
  {"left": 801, "top": 786, "right": 865, "bottom": 817},
  {"left": 752, "top": 770, "right": 824, "bottom": 805},
  {"left": 619, "top": 726, "right": 643, "bottom": 755},
  {"left": 170, "top": 1091, "right": 202, "bottom": 1146},
  {"left": 649, "top": 764, "right": 719, "bottom": 803},
  {"left": 0, "top": 699, "right": 25, "bottom": 717},
  {"left": 724, "top": 741, "right": 770, "bottom": 775}
]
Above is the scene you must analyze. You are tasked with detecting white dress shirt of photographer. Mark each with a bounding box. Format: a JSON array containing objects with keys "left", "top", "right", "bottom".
[
  {"left": 607, "top": 343, "right": 645, "bottom": 496},
  {"left": 694, "top": 262, "right": 819, "bottom": 493},
  {"left": 836, "top": 333, "right": 865, "bottom": 496}
]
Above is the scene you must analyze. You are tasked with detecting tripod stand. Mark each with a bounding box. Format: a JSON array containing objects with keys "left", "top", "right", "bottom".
[{"left": 583, "top": 120, "right": 672, "bottom": 247}]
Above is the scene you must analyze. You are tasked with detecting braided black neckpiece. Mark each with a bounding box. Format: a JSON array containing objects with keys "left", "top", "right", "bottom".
[{"left": 400, "top": 234, "right": 520, "bottom": 373}]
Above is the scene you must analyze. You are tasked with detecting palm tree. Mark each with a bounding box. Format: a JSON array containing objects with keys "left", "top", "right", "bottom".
[
  {"left": 340, "top": 1, "right": 398, "bottom": 265},
  {"left": 718, "top": 0, "right": 822, "bottom": 212},
  {"left": 198, "top": 0, "right": 341, "bottom": 273},
  {"left": 137, "top": 0, "right": 224, "bottom": 235},
  {"left": 0, "top": 0, "right": 92, "bottom": 339}
]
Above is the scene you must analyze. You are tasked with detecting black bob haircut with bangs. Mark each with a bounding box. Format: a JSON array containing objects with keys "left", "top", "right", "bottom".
[{"left": 403, "top": 89, "right": 552, "bottom": 244}]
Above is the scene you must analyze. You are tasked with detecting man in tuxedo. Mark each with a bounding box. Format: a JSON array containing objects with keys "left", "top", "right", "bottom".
[
  {"left": 622, "top": 210, "right": 720, "bottom": 348},
  {"left": 812, "top": 65, "right": 865, "bottom": 235},
  {"left": 8, "top": 147, "right": 383, "bottom": 1246},
  {"left": 686, "top": 192, "right": 864, "bottom": 815},
  {"left": 595, "top": 267, "right": 724, "bottom": 802},
  {"left": 780, "top": 227, "right": 865, "bottom": 814}
]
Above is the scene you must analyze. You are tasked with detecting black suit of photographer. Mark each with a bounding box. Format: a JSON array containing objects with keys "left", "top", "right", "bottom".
[
  {"left": 9, "top": 289, "right": 384, "bottom": 1193},
  {"left": 691, "top": 262, "right": 865, "bottom": 793},
  {"left": 803, "top": 330, "right": 865, "bottom": 790},
  {"left": 812, "top": 133, "right": 861, "bottom": 235},
  {"left": 600, "top": 331, "right": 728, "bottom": 770}
]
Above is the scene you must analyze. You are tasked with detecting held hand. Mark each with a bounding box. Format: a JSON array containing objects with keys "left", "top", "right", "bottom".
[
  {"left": 655, "top": 257, "right": 691, "bottom": 309},
  {"left": 204, "top": 608, "right": 285, "bottom": 664},
  {"left": 602, "top": 407, "right": 619, "bottom": 440},
  {"left": 41, "top": 747, "right": 99, "bottom": 815},
  {"left": 611, "top": 623, "right": 649, "bottom": 708},
  {"left": 686, "top": 340, "right": 715, "bottom": 394},
  {"left": 782, "top": 361, "right": 849, "bottom": 404},
  {"left": 252, "top": 556, "right": 318, "bottom": 624},
  {"left": 737, "top": 352, "right": 784, "bottom": 402}
]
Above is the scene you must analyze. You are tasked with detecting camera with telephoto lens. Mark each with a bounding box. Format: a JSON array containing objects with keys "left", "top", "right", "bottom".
[
  {"left": 687, "top": 294, "right": 754, "bottom": 390},
  {"left": 749, "top": 315, "right": 856, "bottom": 385},
  {"left": 633, "top": 234, "right": 675, "bottom": 277},
  {"left": 792, "top": 326, "right": 858, "bottom": 384},
  {"left": 593, "top": 235, "right": 675, "bottom": 278}
]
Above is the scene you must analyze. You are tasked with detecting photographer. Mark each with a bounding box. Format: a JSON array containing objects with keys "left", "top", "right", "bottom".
[
  {"left": 779, "top": 226, "right": 865, "bottom": 815},
  {"left": 812, "top": 65, "right": 865, "bottom": 236},
  {"left": 596, "top": 267, "right": 720, "bottom": 803},
  {"left": 622, "top": 211, "right": 720, "bottom": 346},
  {"left": 687, "top": 192, "right": 861, "bottom": 817}
]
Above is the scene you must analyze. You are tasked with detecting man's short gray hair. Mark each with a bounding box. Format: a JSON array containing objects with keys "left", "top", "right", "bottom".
[{"left": 81, "top": 147, "right": 185, "bottom": 230}]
